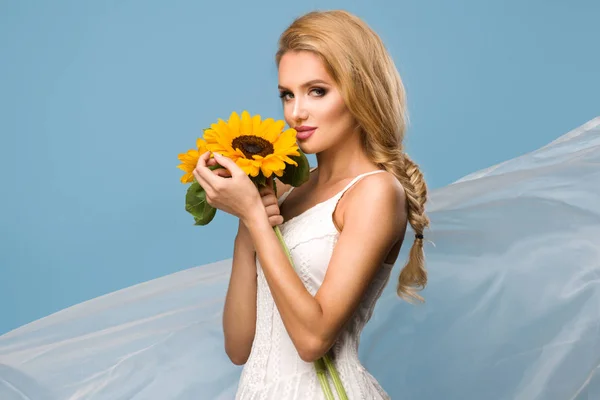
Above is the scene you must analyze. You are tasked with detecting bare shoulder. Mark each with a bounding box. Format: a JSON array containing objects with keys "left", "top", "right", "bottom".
[{"left": 343, "top": 170, "right": 407, "bottom": 225}]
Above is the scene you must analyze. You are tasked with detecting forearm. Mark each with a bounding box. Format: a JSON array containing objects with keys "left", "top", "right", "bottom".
[
  {"left": 242, "top": 209, "right": 326, "bottom": 360},
  {"left": 222, "top": 222, "right": 258, "bottom": 364}
]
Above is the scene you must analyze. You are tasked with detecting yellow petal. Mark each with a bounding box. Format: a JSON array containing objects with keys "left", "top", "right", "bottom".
[
  {"left": 255, "top": 118, "right": 274, "bottom": 139},
  {"left": 203, "top": 128, "right": 218, "bottom": 141},
  {"left": 232, "top": 147, "right": 243, "bottom": 156},
  {"left": 252, "top": 114, "right": 262, "bottom": 133},
  {"left": 210, "top": 120, "right": 228, "bottom": 140},
  {"left": 180, "top": 171, "right": 194, "bottom": 184},
  {"left": 236, "top": 157, "right": 260, "bottom": 176},
  {"left": 228, "top": 112, "right": 240, "bottom": 137},
  {"left": 217, "top": 118, "right": 237, "bottom": 143},
  {"left": 177, "top": 163, "right": 195, "bottom": 173},
  {"left": 263, "top": 120, "right": 285, "bottom": 143},
  {"left": 196, "top": 138, "right": 208, "bottom": 151},
  {"left": 206, "top": 144, "right": 234, "bottom": 157},
  {"left": 278, "top": 154, "right": 299, "bottom": 165},
  {"left": 261, "top": 156, "right": 286, "bottom": 173},
  {"left": 241, "top": 110, "right": 253, "bottom": 135},
  {"left": 274, "top": 128, "right": 297, "bottom": 149},
  {"left": 206, "top": 123, "right": 236, "bottom": 153},
  {"left": 178, "top": 149, "right": 199, "bottom": 164}
]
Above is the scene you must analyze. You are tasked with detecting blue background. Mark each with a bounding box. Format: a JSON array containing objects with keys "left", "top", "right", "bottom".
[{"left": 1, "top": 0, "right": 598, "bottom": 335}]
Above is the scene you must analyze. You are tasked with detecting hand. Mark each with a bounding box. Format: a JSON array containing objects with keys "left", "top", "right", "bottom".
[
  {"left": 259, "top": 176, "right": 284, "bottom": 227},
  {"left": 193, "top": 151, "right": 262, "bottom": 222}
]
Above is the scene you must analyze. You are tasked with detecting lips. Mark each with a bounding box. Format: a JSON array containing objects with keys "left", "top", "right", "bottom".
[
  {"left": 295, "top": 126, "right": 317, "bottom": 132},
  {"left": 295, "top": 127, "right": 316, "bottom": 140},
  {"left": 295, "top": 126, "right": 317, "bottom": 140}
]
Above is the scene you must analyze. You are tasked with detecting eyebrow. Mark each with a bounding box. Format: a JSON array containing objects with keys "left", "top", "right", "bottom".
[{"left": 278, "top": 79, "right": 330, "bottom": 91}]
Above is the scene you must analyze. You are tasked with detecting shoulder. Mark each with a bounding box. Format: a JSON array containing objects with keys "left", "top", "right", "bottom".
[
  {"left": 349, "top": 170, "right": 405, "bottom": 208},
  {"left": 342, "top": 170, "right": 407, "bottom": 229}
]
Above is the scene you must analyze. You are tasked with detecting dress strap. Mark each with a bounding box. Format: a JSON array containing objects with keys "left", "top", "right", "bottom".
[
  {"left": 334, "top": 170, "right": 387, "bottom": 201},
  {"left": 278, "top": 167, "right": 386, "bottom": 206}
]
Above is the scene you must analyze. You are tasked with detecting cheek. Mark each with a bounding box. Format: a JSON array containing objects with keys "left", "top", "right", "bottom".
[{"left": 320, "top": 95, "right": 346, "bottom": 121}]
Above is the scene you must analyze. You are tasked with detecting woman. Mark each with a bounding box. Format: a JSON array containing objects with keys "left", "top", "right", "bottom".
[{"left": 194, "top": 9, "right": 428, "bottom": 399}]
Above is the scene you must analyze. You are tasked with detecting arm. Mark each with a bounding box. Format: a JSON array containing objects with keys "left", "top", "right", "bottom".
[
  {"left": 222, "top": 178, "right": 292, "bottom": 365},
  {"left": 242, "top": 173, "right": 406, "bottom": 362},
  {"left": 222, "top": 220, "right": 257, "bottom": 365}
]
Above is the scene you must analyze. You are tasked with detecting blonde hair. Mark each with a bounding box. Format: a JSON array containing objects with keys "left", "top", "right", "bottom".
[{"left": 276, "top": 10, "right": 430, "bottom": 302}]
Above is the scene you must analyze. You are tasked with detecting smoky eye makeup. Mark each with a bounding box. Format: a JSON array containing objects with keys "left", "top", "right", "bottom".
[{"left": 278, "top": 87, "right": 327, "bottom": 101}]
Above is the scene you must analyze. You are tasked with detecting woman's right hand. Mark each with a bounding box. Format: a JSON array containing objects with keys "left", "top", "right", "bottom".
[{"left": 207, "top": 157, "right": 284, "bottom": 228}]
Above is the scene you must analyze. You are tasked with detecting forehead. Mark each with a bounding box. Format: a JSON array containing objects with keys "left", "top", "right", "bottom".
[{"left": 278, "top": 51, "right": 332, "bottom": 86}]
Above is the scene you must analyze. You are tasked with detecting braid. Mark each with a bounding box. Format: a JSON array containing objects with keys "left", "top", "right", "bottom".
[{"left": 380, "top": 152, "right": 430, "bottom": 302}]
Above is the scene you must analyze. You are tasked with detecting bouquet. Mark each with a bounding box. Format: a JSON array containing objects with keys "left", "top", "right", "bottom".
[{"left": 177, "top": 111, "right": 348, "bottom": 400}]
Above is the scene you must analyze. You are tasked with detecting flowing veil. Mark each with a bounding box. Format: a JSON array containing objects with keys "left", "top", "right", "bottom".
[{"left": 1, "top": 118, "right": 599, "bottom": 400}]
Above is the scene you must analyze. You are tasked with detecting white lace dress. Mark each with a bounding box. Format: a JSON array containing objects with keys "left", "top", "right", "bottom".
[{"left": 235, "top": 169, "right": 394, "bottom": 400}]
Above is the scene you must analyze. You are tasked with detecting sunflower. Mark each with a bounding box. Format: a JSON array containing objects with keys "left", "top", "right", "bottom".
[
  {"left": 177, "top": 138, "right": 211, "bottom": 184},
  {"left": 203, "top": 110, "right": 300, "bottom": 178}
]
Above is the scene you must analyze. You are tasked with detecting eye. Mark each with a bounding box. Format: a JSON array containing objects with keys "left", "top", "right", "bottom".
[
  {"left": 278, "top": 87, "right": 327, "bottom": 101},
  {"left": 311, "top": 87, "right": 327, "bottom": 96},
  {"left": 278, "top": 91, "right": 293, "bottom": 101}
]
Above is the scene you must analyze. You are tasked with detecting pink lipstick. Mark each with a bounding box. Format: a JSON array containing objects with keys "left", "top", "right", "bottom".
[{"left": 295, "top": 126, "right": 317, "bottom": 140}]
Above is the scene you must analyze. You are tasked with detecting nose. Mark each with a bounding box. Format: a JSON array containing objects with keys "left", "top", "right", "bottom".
[{"left": 291, "top": 96, "right": 308, "bottom": 122}]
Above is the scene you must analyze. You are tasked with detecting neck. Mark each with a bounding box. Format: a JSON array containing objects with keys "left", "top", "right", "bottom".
[{"left": 314, "top": 131, "right": 378, "bottom": 186}]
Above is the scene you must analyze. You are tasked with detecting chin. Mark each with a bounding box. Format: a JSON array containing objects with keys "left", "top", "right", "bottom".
[{"left": 297, "top": 141, "right": 318, "bottom": 155}]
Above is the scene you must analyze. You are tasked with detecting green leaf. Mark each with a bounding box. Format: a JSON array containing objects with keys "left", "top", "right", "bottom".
[
  {"left": 185, "top": 180, "right": 217, "bottom": 225},
  {"left": 279, "top": 150, "right": 310, "bottom": 187}
]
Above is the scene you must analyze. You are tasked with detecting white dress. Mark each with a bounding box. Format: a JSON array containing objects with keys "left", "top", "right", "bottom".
[{"left": 235, "top": 169, "right": 393, "bottom": 400}]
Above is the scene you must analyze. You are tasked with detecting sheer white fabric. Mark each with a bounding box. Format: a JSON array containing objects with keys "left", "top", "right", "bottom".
[
  {"left": 0, "top": 117, "right": 599, "bottom": 400},
  {"left": 235, "top": 169, "right": 392, "bottom": 399}
]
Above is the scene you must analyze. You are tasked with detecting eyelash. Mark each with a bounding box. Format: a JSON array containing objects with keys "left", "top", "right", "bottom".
[{"left": 278, "top": 87, "right": 327, "bottom": 101}]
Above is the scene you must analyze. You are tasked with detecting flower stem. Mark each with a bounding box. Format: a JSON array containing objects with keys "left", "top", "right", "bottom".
[
  {"left": 314, "top": 358, "right": 335, "bottom": 400},
  {"left": 324, "top": 353, "right": 349, "bottom": 400}
]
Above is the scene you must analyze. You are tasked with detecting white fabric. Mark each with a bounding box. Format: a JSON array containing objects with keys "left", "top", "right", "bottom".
[
  {"left": 0, "top": 117, "right": 599, "bottom": 400},
  {"left": 236, "top": 169, "right": 391, "bottom": 399}
]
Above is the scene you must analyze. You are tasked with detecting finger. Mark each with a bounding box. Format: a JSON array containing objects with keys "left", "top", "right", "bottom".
[
  {"left": 261, "top": 194, "right": 278, "bottom": 207},
  {"left": 194, "top": 151, "right": 217, "bottom": 190},
  {"left": 269, "top": 215, "right": 284, "bottom": 227},
  {"left": 213, "top": 168, "right": 232, "bottom": 178},
  {"left": 259, "top": 185, "right": 275, "bottom": 196},
  {"left": 212, "top": 152, "right": 243, "bottom": 178},
  {"left": 265, "top": 203, "right": 280, "bottom": 217}
]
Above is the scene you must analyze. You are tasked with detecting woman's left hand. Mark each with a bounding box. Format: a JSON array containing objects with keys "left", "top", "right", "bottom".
[{"left": 193, "top": 151, "right": 262, "bottom": 223}]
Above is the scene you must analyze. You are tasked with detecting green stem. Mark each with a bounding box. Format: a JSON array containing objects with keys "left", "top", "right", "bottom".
[
  {"left": 314, "top": 358, "right": 335, "bottom": 400},
  {"left": 324, "top": 353, "right": 349, "bottom": 400}
]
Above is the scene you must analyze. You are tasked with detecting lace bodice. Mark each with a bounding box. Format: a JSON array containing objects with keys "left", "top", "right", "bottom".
[{"left": 235, "top": 169, "right": 394, "bottom": 399}]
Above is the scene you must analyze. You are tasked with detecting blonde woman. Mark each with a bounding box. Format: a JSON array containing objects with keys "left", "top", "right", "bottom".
[{"left": 194, "top": 9, "right": 429, "bottom": 399}]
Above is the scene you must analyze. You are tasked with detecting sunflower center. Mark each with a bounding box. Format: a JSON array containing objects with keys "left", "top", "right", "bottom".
[{"left": 232, "top": 135, "right": 274, "bottom": 159}]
